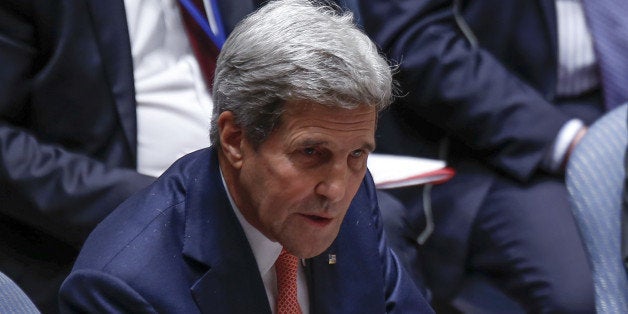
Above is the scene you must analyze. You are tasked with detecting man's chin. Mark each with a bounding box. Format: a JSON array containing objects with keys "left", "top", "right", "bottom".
[{"left": 283, "top": 238, "right": 336, "bottom": 259}]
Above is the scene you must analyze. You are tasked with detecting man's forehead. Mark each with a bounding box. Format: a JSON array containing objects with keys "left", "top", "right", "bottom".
[
  {"left": 284, "top": 108, "right": 376, "bottom": 132},
  {"left": 283, "top": 101, "right": 376, "bottom": 119},
  {"left": 283, "top": 112, "right": 377, "bottom": 151}
]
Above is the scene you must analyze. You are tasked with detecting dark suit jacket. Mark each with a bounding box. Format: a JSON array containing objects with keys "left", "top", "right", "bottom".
[
  {"left": 58, "top": 148, "right": 433, "bottom": 313},
  {"left": 352, "top": 0, "right": 605, "bottom": 298},
  {"left": 0, "top": 0, "right": 260, "bottom": 310}
]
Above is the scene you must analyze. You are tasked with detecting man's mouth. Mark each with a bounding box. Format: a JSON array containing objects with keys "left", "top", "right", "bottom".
[{"left": 299, "top": 213, "right": 333, "bottom": 226}]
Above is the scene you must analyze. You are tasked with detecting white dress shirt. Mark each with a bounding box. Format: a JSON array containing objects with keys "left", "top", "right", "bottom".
[
  {"left": 124, "top": 0, "right": 214, "bottom": 177},
  {"left": 555, "top": 0, "right": 598, "bottom": 97},
  {"left": 543, "top": 0, "right": 596, "bottom": 172}
]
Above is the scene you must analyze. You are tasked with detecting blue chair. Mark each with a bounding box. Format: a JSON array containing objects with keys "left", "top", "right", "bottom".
[
  {"left": 0, "top": 271, "right": 39, "bottom": 313},
  {"left": 566, "top": 104, "right": 628, "bottom": 313}
]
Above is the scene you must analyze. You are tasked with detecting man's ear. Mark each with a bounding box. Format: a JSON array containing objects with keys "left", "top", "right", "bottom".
[{"left": 217, "top": 111, "right": 244, "bottom": 169}]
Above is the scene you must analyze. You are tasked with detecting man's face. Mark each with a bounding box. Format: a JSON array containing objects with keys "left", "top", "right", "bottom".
[{"left": 232, "top": 102, "right": 376, "bottom": 258}]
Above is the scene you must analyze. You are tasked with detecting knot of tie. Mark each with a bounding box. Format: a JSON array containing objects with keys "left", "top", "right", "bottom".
[
  {"left": 176, "top": 0, "right": 220, "bottom": 88},
  {"left": 275, "top": 249, "right": 302, "bottom": 314}
]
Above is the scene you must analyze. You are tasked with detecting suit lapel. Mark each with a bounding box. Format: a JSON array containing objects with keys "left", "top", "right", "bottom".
[
  {"left": 308, "top": 241, "right": 381, "bottom": 313},
  {"left": 306, "top": 178, "right": 391, "bottom": 313},
  {"left": 183, "top": 149, "right": 272, "bottom": 314},
  {"left": 83, "top": 0, "right": 137, "bottom": 158},
  {"left": 539, "top": 0, "right": 558, "bottom": 64}
]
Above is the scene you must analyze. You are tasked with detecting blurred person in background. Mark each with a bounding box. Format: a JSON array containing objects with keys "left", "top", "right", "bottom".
[
  {"left": 0, "top": 0, "right": 279, "bottom": 311},
  {"left": 345, "top": 0, "right": 628, "bottom": 311}
]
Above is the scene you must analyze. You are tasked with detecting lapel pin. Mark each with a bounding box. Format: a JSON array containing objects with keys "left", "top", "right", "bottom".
[{"left": 328, "top": 254, "right": 336, "bottom": 265}]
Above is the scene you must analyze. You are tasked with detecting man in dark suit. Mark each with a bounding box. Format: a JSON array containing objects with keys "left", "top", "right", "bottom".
[
  {"left": 0, "top": 0, "right": 270, "bottom": 311},
  {"left": 58, "top": 1, "right": 433, "bottom": 312},
  {"left": 1, "top": 0, "right": 397, "bottom": 311},
  {"left": 345, "top": 0, "right": 622, "bottom": 312}
]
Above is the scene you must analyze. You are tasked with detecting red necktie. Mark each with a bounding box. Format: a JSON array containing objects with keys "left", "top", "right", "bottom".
[
  {"left": 275, "top": 249, "right": 302, "bottom": 314},
  {"left": 176, "top": 0, "right": 220, "bottom": 88}
]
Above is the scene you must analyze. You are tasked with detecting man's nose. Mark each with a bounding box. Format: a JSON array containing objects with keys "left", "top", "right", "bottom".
[{"left": 315, "top": 161, "right": 349, "bottom": 203}]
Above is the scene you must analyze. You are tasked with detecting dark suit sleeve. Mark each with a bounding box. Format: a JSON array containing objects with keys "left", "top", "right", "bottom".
[
  {"left": 355, "top": 0, "right": 571, "bottom": 181},
  {"left": 365, "top": 174, "right": 434, "bottom": 313},
  {"left": 0, "top": 1, "right": 154, "bottom": 245},
  {"left": 381, "top": 239, "right": 435, "bottom": 313},
  {"left": 59, "top": 270, "right": 157, "bottom": 313}
]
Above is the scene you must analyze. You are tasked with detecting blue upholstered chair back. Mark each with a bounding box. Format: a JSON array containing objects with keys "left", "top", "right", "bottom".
[
  {"left": 566, "top": 103, "right": 628, "bottom": 313},
  {"left": 0, "top": 271, "right": 39, "bottom": 313}
]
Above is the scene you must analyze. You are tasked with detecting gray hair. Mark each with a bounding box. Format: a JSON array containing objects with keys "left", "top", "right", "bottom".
[{"left": 210, "top": 0, "right": 394, "bottom": 148}]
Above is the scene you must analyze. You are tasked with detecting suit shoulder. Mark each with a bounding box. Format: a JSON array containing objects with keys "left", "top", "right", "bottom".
[
  {"left": 71, "top": 149, "right": 215, "bottom": 279},
  {"left": 72, "top": 155, "right": 198, "bottom": 272}
]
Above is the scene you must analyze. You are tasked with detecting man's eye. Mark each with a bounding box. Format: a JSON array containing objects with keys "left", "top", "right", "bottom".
[
  {"left": 350, "top": 150, "right": 364, "bottom": 158},
  {"left": 303, "top": 148, "right": 317, "bottom": 156}
]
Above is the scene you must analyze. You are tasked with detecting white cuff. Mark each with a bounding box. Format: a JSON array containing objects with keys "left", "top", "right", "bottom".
[{"left": 542, "top": 119, "right": 585, "bottom": 173}]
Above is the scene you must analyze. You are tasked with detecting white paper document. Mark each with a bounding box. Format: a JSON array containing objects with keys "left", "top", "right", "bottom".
[{"left": 367, "top": 154, "right": 455, "bottom": 189}]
